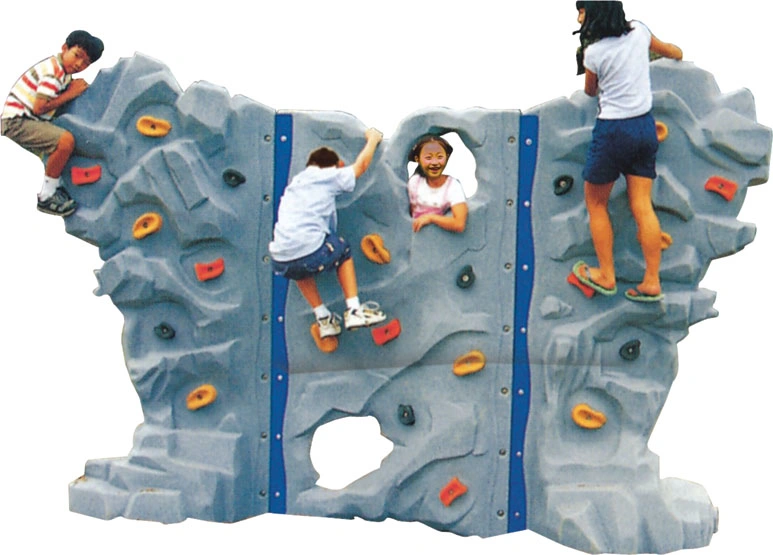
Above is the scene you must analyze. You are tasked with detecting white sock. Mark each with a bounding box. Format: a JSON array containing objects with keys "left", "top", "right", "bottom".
[
  {"left": 39, "top": 176, "right": 60, "bottom": 200},
  {"left": 313, "top": 305, "right": 331, "bottom": 320},
  {"left": 345, "top": 297, "right": 360, "bottom": 311}
]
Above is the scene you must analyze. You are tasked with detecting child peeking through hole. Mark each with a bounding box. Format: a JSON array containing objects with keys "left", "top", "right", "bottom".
[{"left": 407, "top": 134, "right": 468, "bottom": 233}]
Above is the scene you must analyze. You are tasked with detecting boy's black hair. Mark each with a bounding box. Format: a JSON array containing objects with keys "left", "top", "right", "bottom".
[
  {"left": 409, "top": 134, "right": 454, "bottom": 177},
  {"left": 578, "top": 1, "right": 631, "bottom": 45},
  {"left": 66, "top": 30, "right": 104, "bottom": 63},
  {"left": 306, "top": 147, "right": 340, "bottom": 168}
]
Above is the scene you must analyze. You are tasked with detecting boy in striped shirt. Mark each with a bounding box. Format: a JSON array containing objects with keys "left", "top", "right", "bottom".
[{"left": 1, "top": 30, "right": 103, "bottom": 216}]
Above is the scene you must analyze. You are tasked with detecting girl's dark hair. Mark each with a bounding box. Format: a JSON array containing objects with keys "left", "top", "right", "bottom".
[
  {"left": 409, "top": 134, "right": 453, "bottom": 176},
  {"left": 66, "top": 30, "right": 104, "bottom": 63},
  {"left": 578, "top": 1, "right": 631, "bottom": 44},
  {"left": 306, "top": 147, "right": 340, "bottom": 168}
]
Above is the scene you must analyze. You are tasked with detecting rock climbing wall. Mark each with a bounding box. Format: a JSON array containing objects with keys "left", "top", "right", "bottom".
[
  {"left": 524, "top": 61, "right": 771, "bottom": 553},
  {"left": 56, "top": 54, "right": 769, "bottom": 554}
]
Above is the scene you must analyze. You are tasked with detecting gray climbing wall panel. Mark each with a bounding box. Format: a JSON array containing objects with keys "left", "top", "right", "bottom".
[{"left": 55, "top": 54, "right": 769, "bottom": 553}]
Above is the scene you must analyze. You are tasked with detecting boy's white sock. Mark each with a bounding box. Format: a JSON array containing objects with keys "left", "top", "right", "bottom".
[
  {"left": 345, "top": 297, "right": 361, "bottom": 311},
  {"left": 313, "top": 305, "right": 331, "bottom": 320},
  {"left": 39, "top": 176, "right": 61, "bottom": 200}
]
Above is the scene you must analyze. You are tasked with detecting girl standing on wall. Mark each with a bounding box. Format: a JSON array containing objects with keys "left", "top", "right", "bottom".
[{"left": 572, "top": 1, "right": 682, "bottom": 302}]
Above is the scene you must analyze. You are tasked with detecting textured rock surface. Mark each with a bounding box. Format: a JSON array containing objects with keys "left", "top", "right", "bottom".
[{"left": 57, "top": 54, "right": 769, "bottom": 553}]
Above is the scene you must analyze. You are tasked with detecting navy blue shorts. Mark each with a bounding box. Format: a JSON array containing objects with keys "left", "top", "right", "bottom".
[
  {"left": 583, "top": 112, "right": 658, "bottom": 185},
  {"left": 271, "top": 233, "right": 352, "bottom": 281}
]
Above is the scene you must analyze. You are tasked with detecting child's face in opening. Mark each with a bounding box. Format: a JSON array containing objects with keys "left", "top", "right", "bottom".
[
  {"left": 416, "top": 141, "right": 449, "bottom": 180},
  {"left": 60, "top": 44, "right": 92, "bottom": 74},
  {"left": 577, "top": 8, "right": 586, "bottom": 25}
]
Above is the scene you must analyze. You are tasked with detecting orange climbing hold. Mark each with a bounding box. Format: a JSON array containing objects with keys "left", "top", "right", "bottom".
[
  {"left": 572, "top": 403, "right": 608, "bottom": 430},
  {"left": 705, "top": 176, "right": 738, "bottom": 202},
  {"left": 132, "top": 212, "right": 163, "bottom": 240},
  {"left": 439, "top": 477, "right": 468, "bottom": 507},
  {"left": 310, "top": 323, "right": 339, "bottom": 353},
  {"left": 360, "top": 234, "right": 391, "bottom": 264},
  {"left": 186, "top": 384, "right": 217, "bottom": 411},
  {"left": 195, "top": 258, "right": 225, "bottom": 282},
  {"left": 371, "top": 319, "right": 401, "bottom": 346},
  {"left": 655, "top": 121, "right": 669, "bottom": 142},
  {"left": 71, "top": 165, "right": 102, "bottom": 186},
  {"left": 567, "top": 272, "right": 595, "bottom": 298},
  {"left": 453, "top": 350, "right": 486, "bottom": 376},
  {"left": 136, "top": 116, "right": 172, "bottom": 137}
]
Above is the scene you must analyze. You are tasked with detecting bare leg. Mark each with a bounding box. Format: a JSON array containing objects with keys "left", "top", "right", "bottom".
[
  {"left": 336, "top": 258, "right": 358, "bottom": 300},
  {"left": 626, "top": 174, "right": 662, "bottom": 296},
  {"left": 583, "top": 180, "right": 617, "bottom": 290},
  {"left": 45, "top": 131, "right": 75, "bottom": 178},
  {"left": 296, "top": 277, "right": 323, "bottom": 309}
]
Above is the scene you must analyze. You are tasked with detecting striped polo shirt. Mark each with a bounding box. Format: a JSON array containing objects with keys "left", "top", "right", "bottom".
[{"left": 2, "top": 55, "right": 72, "bottom": 121}]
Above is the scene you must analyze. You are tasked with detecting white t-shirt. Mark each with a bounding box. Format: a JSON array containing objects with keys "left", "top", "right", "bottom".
[
  {"left": 269, "top": 165, "right": 356, "bottom": 262},
  {"left": 408, "top": 174, "right": 466, "bottom": 218},
  {"left": 583, "top": 20, "right": 653, "bottom": 120}
]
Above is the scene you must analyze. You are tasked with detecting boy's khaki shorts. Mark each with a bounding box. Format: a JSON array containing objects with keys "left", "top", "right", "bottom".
[{"left": 1, "top": 117, "right": 68, "bottom": 157}]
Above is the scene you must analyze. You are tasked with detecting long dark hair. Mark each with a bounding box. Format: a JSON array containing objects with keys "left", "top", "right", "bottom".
[
  {"left": 578, "top": 1, "right": 631, "bottom": 45},
  {"left": 409, "top": 134, "right": 453, "bottom": 177}
]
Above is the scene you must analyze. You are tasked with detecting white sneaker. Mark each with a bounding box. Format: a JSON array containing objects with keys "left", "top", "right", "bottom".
[
  {"left": 344, "top": 301, "right": 387, "bottom": 330},
  {"left": 316, "top": 314, "right": 342, "bottom": 338}
]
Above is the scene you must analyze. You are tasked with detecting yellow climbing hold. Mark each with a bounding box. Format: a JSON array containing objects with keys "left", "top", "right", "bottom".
[
  {"left": 660, "top": 231, "right": 673, "bottom": 251},
  {"left": 132, "top": 212, "right": 163, "bottom": 240},
  {"left": 311, "top": 323, "right": 339, "bottom": 354},
  {"left": 655, "top": 121, "right": 669, "bottom": 142},
  {"left": 187, "top": 384, "right": 217, "bottom": 411},
  {"left": 360, "top": 234, "right": 391, "bottom": 264},
  {"left": 137, "top": 116, "right": 172, "bottom": 137},
  {"left": 638, "top": 229, "right": 672, "bottom": 251},
  {"left": 572, "top": 404, "right": 607, "bottom": 430},
  {"left": 453, "top": 350, "right": 486, "bottom": 376}
]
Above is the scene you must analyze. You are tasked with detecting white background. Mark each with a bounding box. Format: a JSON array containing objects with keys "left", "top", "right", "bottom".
[{"left": 0, "top": 1, "right": 770, "bottom": 554}]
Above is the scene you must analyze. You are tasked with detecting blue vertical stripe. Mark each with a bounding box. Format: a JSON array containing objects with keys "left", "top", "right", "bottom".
[
  {"left": 509, "top": 114, "right": 538, "bottom": 532},
  {"left": 269, "top": 113, "right": 293, "bottom": 514}
]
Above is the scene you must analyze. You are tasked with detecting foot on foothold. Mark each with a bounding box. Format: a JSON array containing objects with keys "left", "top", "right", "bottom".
[
  {"left": 316, "top": 314, "right": 342, "bottom": 338},
  {"left": 572, "top": 261, "right": 617, "bottom": 296},
  {"left": 37, "top": 187, "right": 77, "bottom": 217},
  {"left": 625, "top": 287, "right": 664, "bottom": 303},
  {"left": 344, "top": 301, "right": 387, "bottom": 330}
]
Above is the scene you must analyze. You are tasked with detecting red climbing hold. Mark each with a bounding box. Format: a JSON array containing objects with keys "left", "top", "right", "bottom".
[
  {"left": 71, "top": 165, "right": 102, "bottom": 186},
  {"left": 371, "top": 319, "right": 401, "bottom": 346},
  {"left": 439, "top": 477, "right": 468, "bottom": 507},
  {"left": 705, "top": 176, "right": 738, "bottom": 202},
  {"left": 567, "top": 271, "right": 595, "bottom": 298},
  {"left": 195, "top": 258, "right": 225, "bottom": 282}
]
